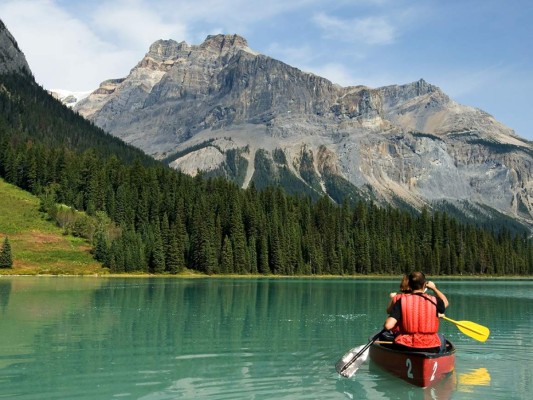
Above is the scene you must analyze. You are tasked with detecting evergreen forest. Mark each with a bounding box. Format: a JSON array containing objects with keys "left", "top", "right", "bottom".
[{"left": 1, "top": 73, "right": 532, "bottom": 276}]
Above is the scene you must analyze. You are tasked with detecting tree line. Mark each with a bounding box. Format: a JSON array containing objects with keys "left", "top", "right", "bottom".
[
  {"left": 1, "top": 136, "right": 532, "bottom": 275},
  {"left": 1, "top": 73, "right": 532, "bottom": 275}
]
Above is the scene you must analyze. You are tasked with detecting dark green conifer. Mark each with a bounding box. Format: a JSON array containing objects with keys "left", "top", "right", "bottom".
[
  {"left": 257, "top": 235, "right": 270, "bottom": 274},
  {"left": 230, "top": 208, "right": 248, "bottom": 274},
  {"left": 166, "top": 233, "right": 182, "bottom": 274},
  {"left": 151, "top": 224, "right": 166, "bottom": 273},
  {"left": 220, "top": 235, "right": 234, "bottom": 274},
  {"left": 0, "top": 237, "right": 13, "bottom": 268}
]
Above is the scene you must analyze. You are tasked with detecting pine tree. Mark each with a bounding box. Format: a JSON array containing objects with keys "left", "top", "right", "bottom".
[
  {"left": 270, "top": 229, "right": 285, "bottom": 274},
  {"left": 151, "top": 224, "right": 166, "bottom": 273},
  {"left": 257, "top": 234, "right": 270, "bottom": 274},
  {"left": 190, "top": 199, "right": 217, "bottom": 274},
  {"left": 166, "top": 233, "right": 181, "bottom": 274},
  {"left": 161, "top": 213, "right": 171, "bottom": 265},
  {"left": 248, "top": 236, "right": 258, "bottom": 274},
  {"left": 173, "top": 215, "right": 187, "bottom": 271},
  {"left": 220, "top": 235, "right": 234, "bottom": 274},
  {"left": 0, "top": 237, "right": 13, "bottom": 268},
  {"left": 230, "top": 201, "right": 248, "bottom": 274},
  {"left": 93, "top": 230, "right": 109, "bottom": 264},
  {"left": 109, "top": 240, "right": 125, "bottom": 272}
]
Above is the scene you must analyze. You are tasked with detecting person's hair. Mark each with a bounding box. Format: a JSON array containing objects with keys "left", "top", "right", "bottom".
[
  {"left": 408, "top": 271, "right": 426, "bottom": 290},
  {"left": 399, "top": 274, "right": 410, "bottom": 293}
]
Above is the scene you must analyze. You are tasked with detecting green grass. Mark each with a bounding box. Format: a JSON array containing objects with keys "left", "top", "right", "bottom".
[{"left": 0, "top": 178, "right": 104, "bottom": 275}]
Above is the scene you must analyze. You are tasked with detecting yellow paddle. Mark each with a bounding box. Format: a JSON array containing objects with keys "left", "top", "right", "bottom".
[{"left": 441, "top": 316, "right": 490, "bottom": 342}]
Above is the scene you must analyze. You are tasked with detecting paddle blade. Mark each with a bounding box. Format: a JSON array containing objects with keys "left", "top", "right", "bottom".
[
  {"left": 442, "top": 316, "right": 490, "bottom": 342},
  {"left": 335, "top": 345, "right": 369, "bottom": 378},
  {"left": 455, "top": 321, "right": 490, "bottom": 342}
]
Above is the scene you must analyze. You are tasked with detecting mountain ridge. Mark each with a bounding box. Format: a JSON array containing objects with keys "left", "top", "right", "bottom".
[{"left": 70, "top": 34, "right": 533, "bottom": 229}]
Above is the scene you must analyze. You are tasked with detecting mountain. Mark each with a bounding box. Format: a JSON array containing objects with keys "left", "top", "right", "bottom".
[
  {"left": 0, "top": 19, "right": 155, "bottom": 166},
  {"left": 73, "top": 34, "right": 533, "bottom": 229},
  {"left": 0, "top": 20, "right": 31, "bottom": 76}
]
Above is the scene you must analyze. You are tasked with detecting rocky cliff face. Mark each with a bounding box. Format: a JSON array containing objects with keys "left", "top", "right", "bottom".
[
  {"left": 74, "top": 34, "right": 533, "bottom": 229},
  {"left": 0, "top": 20, "right": 32, "bottom": 76}
]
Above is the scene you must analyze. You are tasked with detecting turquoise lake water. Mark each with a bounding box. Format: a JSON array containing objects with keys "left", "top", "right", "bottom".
[{"left": 0, "top": 277, "right": 530, "bottom": 399}]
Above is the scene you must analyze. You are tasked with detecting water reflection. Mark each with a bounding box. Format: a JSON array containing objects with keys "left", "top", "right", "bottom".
[
  {"left": 337, "top": 366, "right": 492, "bottom": 400},
  {"left": 0, "top": 278, "right": 529, "bottom": 399},
  {"left": 336, "top": 372, "right": 454, "bottom": 400},
  {"left": 457, "top": 368, "right": 491, "bottom": 392},
  {"left": 0, "top": 279, "right": 11, "bottom": 312}
]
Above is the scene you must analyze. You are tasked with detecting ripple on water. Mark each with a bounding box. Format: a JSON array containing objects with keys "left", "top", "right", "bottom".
[{"left": 323, "top": 313, "right": 367, "bottom": 323}]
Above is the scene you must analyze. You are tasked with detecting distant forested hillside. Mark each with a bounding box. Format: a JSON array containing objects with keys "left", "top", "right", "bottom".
[
  {"left": 0, "top": 73, "right": 155, "bottom": 165},
  {"left": 1, "top": 73, "right": 532, "bottom": 275}
]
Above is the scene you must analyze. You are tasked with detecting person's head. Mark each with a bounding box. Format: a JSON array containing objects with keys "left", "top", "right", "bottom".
[
  {"left": 408, "top": 271, "right": 426, "bottom": 291},
  {"left": 399, "top": 274, "right": 410, "bottom": 292}
]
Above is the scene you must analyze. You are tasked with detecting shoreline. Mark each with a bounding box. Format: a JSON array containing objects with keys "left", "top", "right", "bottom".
[{"left": 1, "top": 270, "right": 532, "bottom": 280}]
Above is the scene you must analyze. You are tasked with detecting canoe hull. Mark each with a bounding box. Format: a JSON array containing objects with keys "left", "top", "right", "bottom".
[{"left": 369, "top": 341, "right": 456, "bottom": 387}]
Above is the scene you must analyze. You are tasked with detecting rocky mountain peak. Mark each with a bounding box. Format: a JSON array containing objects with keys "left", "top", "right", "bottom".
[
  {"left": 0, "top": 19, "right": 32, "bottom": 76},
  {"left": 201, "top": 34, "right": 249, "bottom": 54},
  {"left": 147, "top": 39, "right": 189, "bottom": 61},
  {"left": 381, "top": 78, "right": 443, "bottom": 104},
  {"left": 412, "top": 78, "right": 435, "bottom": 95}
]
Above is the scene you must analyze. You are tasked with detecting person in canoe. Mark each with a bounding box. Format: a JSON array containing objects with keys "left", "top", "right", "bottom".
[
  {"left": 383, "top": 271, "right": 449, "bottom": 353},
  {"left": 386, "top": 274, "right": 411, "bottom": 314},
  {"left": 380, "top": 275, "right": 411, "bottom": 341}
]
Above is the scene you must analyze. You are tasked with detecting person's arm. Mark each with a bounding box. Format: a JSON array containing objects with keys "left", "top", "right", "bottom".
[
  {"left": 384, "top": 299, "right": 401, "bottom": 330},
  {"left": 384, "top": 316, "right": 397, "bottom": 330},
  {"left": 386, "top": 292, "right": 397, "bottom": 314},
  {"left": 426, "top": 281, "right": 449, "bottom": 309}
]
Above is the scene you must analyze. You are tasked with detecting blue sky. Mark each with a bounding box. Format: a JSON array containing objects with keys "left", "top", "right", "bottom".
[{"left": 1, "top": 0, "right": 531, "bottom": 139}]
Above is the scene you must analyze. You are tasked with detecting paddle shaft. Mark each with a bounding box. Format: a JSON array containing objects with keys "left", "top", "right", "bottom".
[
  {"left": 340, "top": 329, "right": 384, "bottom": 374},
  {"left": 441, "top": 316, "right": 472, "bottom": 331}
]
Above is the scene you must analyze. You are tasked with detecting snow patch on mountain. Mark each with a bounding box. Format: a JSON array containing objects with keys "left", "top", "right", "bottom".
[{"left": 49, "top": 89, "right": 91, "bottom": 107}]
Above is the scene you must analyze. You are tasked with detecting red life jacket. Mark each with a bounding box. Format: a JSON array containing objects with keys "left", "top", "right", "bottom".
[
  {"left": 394, "top": 293, "right": 441, "bottom": 349},
  {"left": 390, "top": 293, "right": 405, "bottom": 334}
]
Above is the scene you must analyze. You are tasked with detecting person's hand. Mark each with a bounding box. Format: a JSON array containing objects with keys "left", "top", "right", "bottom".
[
  {"left": 438, "top": 313, "right": 445, "bottom": 318},
  {"left": 426, "top": 281, "right": 436, "bottom": 291},
  {"left": 389, "top": 292, "right": 397, "bottom": 298}
]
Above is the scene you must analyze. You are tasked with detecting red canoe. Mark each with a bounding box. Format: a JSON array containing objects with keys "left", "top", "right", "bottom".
[{"left": 369, "top": 340, "right": 456, "bottom": 387}]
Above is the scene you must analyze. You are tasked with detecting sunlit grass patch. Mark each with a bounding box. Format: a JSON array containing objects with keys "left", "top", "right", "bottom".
[{"left": 0, "top": 179, "right": 103, "bottom": 274}]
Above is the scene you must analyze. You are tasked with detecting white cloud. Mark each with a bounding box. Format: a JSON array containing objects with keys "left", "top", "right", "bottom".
[
  {"left": 304, "top": 63, "right": 358, "bottom": 86},
  {"left": 313, "top": 12, "right": 396, "bottom": 45},
  {"left": 90, "top": 0, "right": 187, "bottom": 49},
  {"left": 265, "top": 42, "right": 316, "bottom": 66},
  {"left": 302, "top": 62, "right": 404, "bottom": 89},
  {"left": 0, "top": 0, "right": 141, "bottom": 90},
  {"left": 0, "top": 0, "right": 326, "bottom": 90}
]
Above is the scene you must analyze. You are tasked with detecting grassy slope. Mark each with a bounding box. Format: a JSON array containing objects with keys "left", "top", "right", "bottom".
[{"left": 0, "top": 178, "right": 104, "bottom": 275}]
